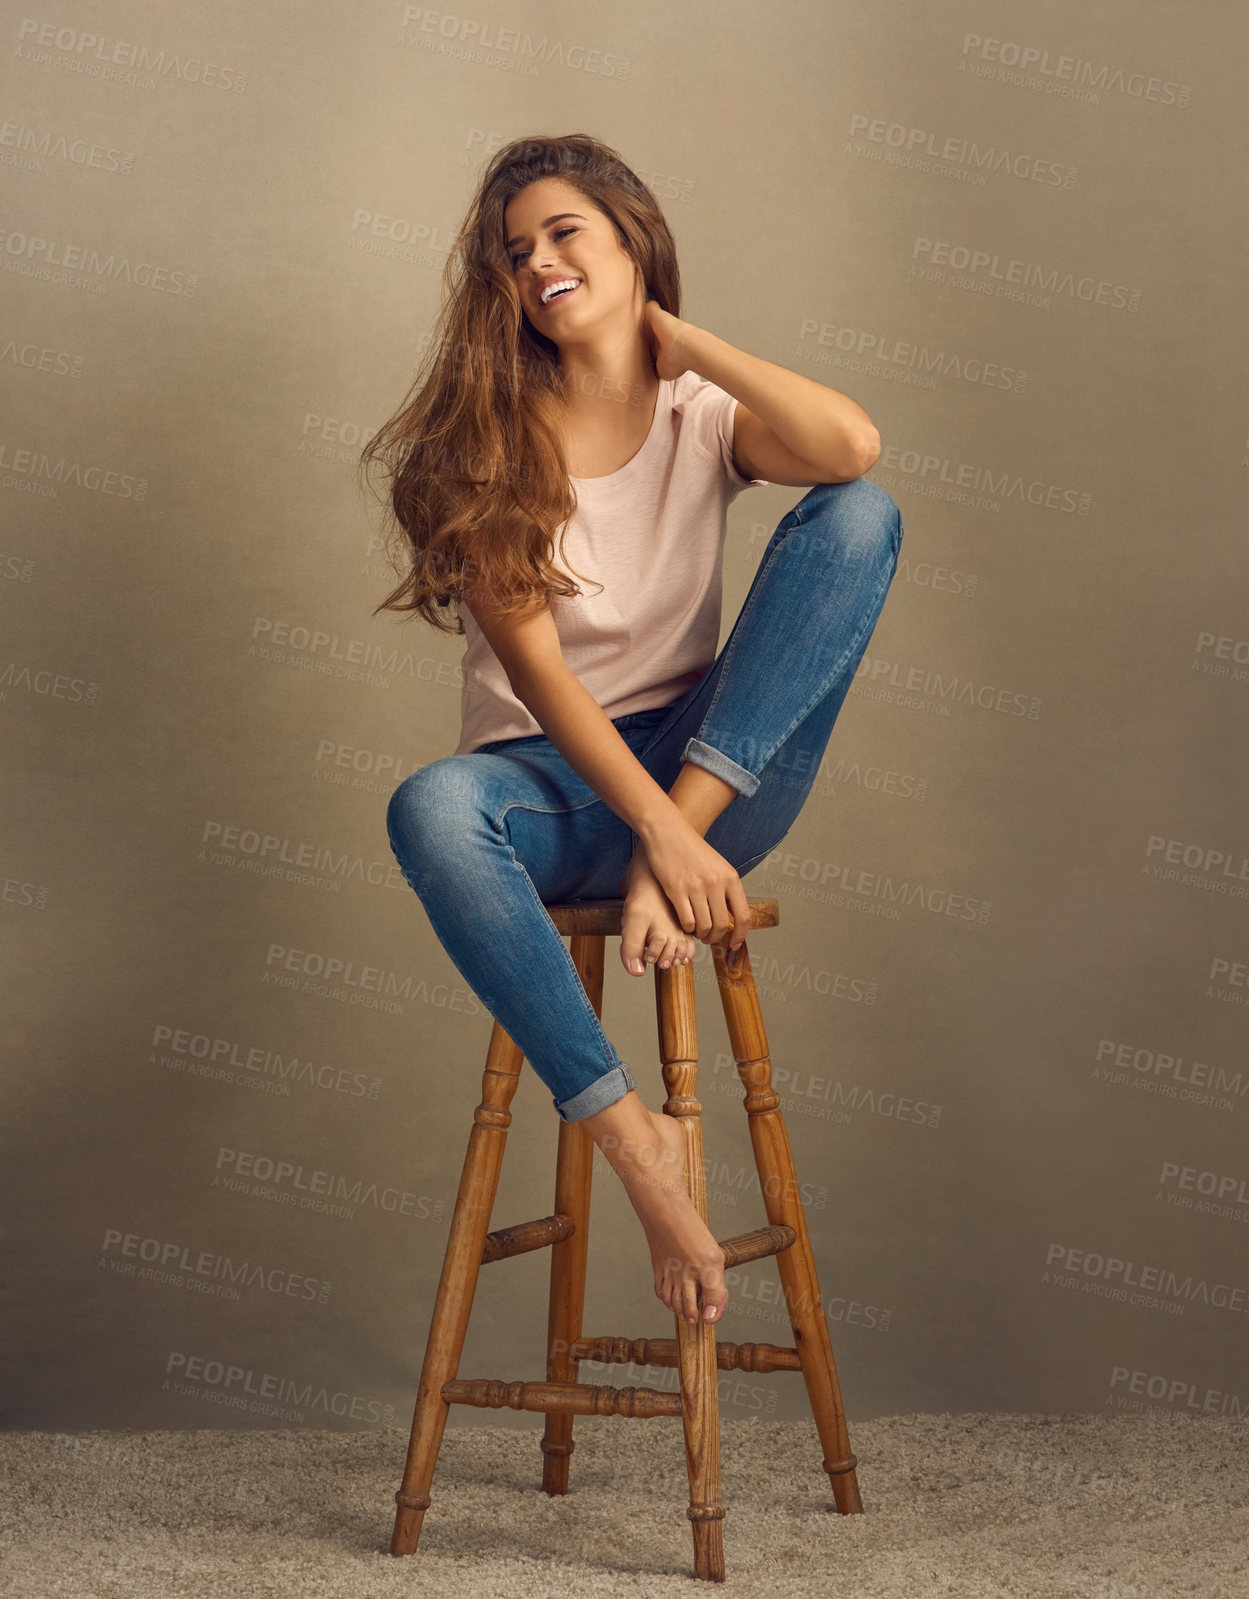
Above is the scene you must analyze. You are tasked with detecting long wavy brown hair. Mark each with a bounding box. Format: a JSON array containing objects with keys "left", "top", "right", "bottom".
[{"left": 356, "top": 133, "right": 682, "bottom": 634}]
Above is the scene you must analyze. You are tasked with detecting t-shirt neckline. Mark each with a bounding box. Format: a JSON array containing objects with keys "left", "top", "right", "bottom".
[{"left": 568, "top": 376, "right": 673, "bottom": 487}]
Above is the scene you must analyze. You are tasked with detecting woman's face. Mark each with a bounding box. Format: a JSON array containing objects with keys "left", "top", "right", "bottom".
[{"left": 503, "top": 176, "right": 641, "bottom": 344}]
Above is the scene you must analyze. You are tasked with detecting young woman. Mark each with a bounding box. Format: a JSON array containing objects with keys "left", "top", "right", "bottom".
[{"left": 361, "top": 134, "right": 903, "bottom": 1331}]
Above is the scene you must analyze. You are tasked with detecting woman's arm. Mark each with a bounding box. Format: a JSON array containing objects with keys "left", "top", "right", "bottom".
[
  {"left": 519, "top": 657, "right": 753, "bottom": 942},
  {"left": 466, "top": 594, "right": 752, "bottom": 939},
  {"left": 646, "top": 304, "right": 880, "bottom": 483},
  {"left": 505, "top": 626, "right": 713, "bottom": 847}
]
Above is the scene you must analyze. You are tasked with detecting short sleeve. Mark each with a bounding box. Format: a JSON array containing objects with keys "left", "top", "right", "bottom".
[{"left": 685, "top": 375, "right": 768, "bottom": 490}]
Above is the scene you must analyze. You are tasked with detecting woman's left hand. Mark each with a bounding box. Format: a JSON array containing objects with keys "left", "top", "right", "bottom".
[{"left": 644, "top": 300, "right": 694, "bottom": 381}]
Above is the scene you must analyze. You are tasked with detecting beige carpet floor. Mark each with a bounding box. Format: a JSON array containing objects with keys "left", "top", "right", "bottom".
[{"left": 2, "top": 1410, "right": 1245, "bottom": 1597}]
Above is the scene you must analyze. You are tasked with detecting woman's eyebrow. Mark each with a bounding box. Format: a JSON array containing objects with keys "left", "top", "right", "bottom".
[{"left": 505, "top": 212, "right": 589, "bottom": 252}]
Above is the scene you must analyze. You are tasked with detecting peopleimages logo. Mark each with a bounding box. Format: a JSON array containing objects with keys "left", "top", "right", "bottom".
[
  {"left": 1109, "top": 1366, "right": 1248, "bottom": 1420},
  {"left": 1157, "top": 1162, "right": 1249, "bottom": 1224},
  {"left": 846, "top": 112, "right": 1077, "bottom": 189},
  {"left": 1092, "top": 1037, "right": 1244, "bottom": 1112},
  {"left": 260, "top": 939, "right": 484, "bottom": 1019},
  {"left": 200, "top": 819, "right": 407, "bottom": 893},
  {"left": 1191, "top": 626, "right": 1249, "bottom": 684},
  {"left": 0, "top": 222, "right": 197, "bottom": 295},
  {"left": 762, "top": 844, "right": 991, "bottom": 925},
  {"left": 1206, "top": 954, "right": 1249, "bottom": 1009},
  {"left": 248, "top": 614, "right": 464, "bottom": 690},
  {"left": 872, "top": 441, "right": 1090, "bottom": 516},
  {"left": 0, "top": 119, "right": 136, "bottom": 175},
  {"left": 2, "top": 872, "right": 49, "bottom": 910},
  {"left": 101, "top": 1227, "right": 331, "bottom": 1304},
  {"left": 958, "top": 32, "right": 1192, "bottom": 108},
  {"left": 348, "top": 207, "right": 453, "bottom": 257},
  {"left": 298, "top": 411, "right": 378, "bottom": 455},
  {"left": 314, "top": 739, "right": 419, "bottom": 787},
  {"left": 15, "top": 20, "right": 248, "bottom": 93},
  {"left": 397, "top": 7, "right": 631, "bottom": 79},
  {"left": 0, "top": 661, "right": 99, "bottom": 704},
  {"left": 797, "top": 317, "right": 1027, "bottom": 395},
  {"left": 855, "top": 649, "right": 1041, "bottom": 718},
  {"left": 1044, "top": 1243, "right": 1249, "bottom": 1316},
  {"left": 910, "top": 236, "right": 1140, "bottom": 312},
  {"left": 0, "top": 337, "right": 84, "bottom": 378},
  {"left": 212, "top": 1146, "right": 446, "bottom": 1222},
  {"left": 1144, "top": 834, "right": 1249, "bottom": 895},
  {"left": 150, "top": 1023, "right": 381, "bottom": 1101},
  {"left": 163, "top": 1352, "right": 392, "bottom": 1426},
  {"left": 0, "top": 439, "right": 147, "bottom": 497}
]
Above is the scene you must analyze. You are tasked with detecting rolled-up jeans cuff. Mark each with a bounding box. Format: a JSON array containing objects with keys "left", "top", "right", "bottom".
[
  {"left": 681, "top": 737, "right": 760, "bottom": 799},
  {"left": 554, "top": 1061, "right": 638, "bottom": 1123}
]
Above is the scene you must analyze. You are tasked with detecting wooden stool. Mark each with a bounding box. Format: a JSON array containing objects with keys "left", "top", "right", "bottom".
[{"left": 389, "top": 896, "right": 862, "bottom": 1582}]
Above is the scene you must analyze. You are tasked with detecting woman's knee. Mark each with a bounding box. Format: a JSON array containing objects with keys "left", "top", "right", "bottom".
[
  {"left": 386, "top": 756, "right": 484, "bottom": 865},
  {"left": 796, "top": 476, "right": 902, "bottom": 561}
]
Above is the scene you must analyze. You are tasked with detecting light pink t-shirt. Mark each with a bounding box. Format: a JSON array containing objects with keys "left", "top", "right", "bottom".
[{"left": 453, "top": 370, "right": 767, "bottom": 755}]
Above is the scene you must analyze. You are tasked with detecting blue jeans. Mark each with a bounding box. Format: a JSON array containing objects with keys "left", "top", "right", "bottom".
[{"left": 386, "top": 477, "right": 904, "bottom": 1122}]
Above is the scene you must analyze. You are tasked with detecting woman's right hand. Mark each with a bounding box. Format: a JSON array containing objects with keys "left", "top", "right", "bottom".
[{"left": 636, "top": 818, "right": 753, "bottom": 957}]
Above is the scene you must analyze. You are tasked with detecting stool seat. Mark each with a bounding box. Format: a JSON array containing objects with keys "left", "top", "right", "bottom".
[{"left": 388, "top": 895, "right": 861, "bottom": 1582}]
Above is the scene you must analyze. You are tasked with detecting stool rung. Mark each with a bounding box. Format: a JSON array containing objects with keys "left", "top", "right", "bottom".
[
  {"left": 719, "top": 1224, "right": 795, "bottom": 1267},
  {"left": 545, "top": 896, "right": 779, "bottom": 936},
  {"left": 480, "top": 1212, "right": 575, "bottom": 1264},
  {"left": 572, "top": 1335, "right": 802, "bottom": 1374},
  {"left": 442, "top": 1377, "right": 682, "bottom": 1418}
]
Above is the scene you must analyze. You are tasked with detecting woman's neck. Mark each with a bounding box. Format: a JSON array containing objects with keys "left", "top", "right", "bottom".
[
  {"left": 557, "top": 364, "right": 663, "bottom": 480},
  {"left": 556, "top": 329, "right": 658, "bottom": 417}
]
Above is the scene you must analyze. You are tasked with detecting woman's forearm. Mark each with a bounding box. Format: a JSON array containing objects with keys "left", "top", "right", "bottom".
[
  {"left": 513, "top": 663, "right": 694, "bottom": 845},
  {"left": 679, "top": 323, "right": 878, "bottom": 480}
]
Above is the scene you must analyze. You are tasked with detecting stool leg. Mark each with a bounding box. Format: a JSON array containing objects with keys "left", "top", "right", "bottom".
[
  {"left": 390, "top": 1019, "right": 525, "bottom": 1556},
  {"left": 541, "top": 933, "right": 602, "bottom": 1495},
  {"left": 712, "top": 940, "right": 864, "bottom": 1515},
  {"left": 656, "top": 961, "right": 726, "bottom": 1583}
]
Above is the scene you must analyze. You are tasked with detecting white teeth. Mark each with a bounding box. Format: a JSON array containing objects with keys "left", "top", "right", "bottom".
[{"left": 540, "top": 278, "right": 581, "bottom": 305}]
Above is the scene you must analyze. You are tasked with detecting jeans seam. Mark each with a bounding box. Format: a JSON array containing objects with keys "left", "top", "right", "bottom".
[
  {"left": 490, "top": 789, "right": 602, "bottom": 822},
  {"left": 735, "top": 842, "right": 784, "bottom": 877}
]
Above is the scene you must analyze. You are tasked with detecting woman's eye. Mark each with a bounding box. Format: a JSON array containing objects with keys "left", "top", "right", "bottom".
[{"left": 511, "top": 226, "right": 577, "bottom": 268}]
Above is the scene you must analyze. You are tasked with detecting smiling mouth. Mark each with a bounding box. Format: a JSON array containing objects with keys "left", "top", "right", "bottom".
[{"left": 540, "top": 280, "right": 582, "bottom": 309}]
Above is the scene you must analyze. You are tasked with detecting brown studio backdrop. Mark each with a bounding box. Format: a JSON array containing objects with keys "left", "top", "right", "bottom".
[{"left": 2, "top": 1, "right": 1246, "bottom": 1433}]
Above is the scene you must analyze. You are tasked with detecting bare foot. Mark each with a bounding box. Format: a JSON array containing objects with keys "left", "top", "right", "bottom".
[
  {"left": 581, "top": 1094, "right": 728, "bottom": 1326},
  {"left": 617, "top": 852, "right": 696, "bottom": 978}
]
